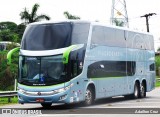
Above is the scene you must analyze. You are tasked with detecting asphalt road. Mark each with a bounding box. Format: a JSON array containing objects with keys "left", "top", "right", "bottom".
[{"left": 1, "top": 87, "right": 160, "bottom": 117}]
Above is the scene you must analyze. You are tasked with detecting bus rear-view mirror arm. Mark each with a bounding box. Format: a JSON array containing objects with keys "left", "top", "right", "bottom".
[{"left": 7, "top": 47, "right": 20, "bottom": 65}]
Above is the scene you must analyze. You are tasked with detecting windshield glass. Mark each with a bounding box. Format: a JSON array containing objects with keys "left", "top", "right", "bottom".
[
  {"left": 19, "top": 55, "right": 68, "bottom": 86},
  {"left": 21, "top": 22, "right": 72, "bottom": 50},
  {"left": 21, "top": 22, "right": 90, "bottom": 51}
]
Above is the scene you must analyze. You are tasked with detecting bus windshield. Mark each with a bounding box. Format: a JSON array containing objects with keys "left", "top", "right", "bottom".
[{"left": 19, "top": 55, "right": 68, "bottom": 86}]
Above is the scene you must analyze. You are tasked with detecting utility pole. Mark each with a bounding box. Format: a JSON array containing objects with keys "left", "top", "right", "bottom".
[{"left": 141, "top": 13, "right": 156, "bottom": 32}]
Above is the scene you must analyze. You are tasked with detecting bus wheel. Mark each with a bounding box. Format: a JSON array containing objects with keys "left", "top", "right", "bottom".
[
  {"left": 84, "top": 87, "right": 94, "bottom": 106},
  {"left": 133, "top": 82, "right": 140, "bottom": 99},
  {"left": 140, "top": 83, "right": 146, "bottom": 98},
  {"left": 41, "top": 103, "right": 52, "bottom": 108}
]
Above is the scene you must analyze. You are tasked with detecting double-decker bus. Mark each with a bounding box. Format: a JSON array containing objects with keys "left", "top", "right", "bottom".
[{"left": 8, "top": 21, "right": 155, "bottom": 108}]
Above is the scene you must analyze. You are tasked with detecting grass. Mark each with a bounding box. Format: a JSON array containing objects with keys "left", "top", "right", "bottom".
[
  {"left": 0, "top": 97, "right": 18, "bottom": 106},
  {"left": 156, "top": 81, "right": 160, "bottom": 87},
  {"left": 156, "top": 76, "right": 160, "bottom": 87}
]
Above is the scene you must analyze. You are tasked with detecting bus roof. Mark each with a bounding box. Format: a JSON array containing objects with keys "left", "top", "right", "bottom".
[
  {"left": 91, "top": 22, "right": 152, "bottom": 36},
  {"left": 28, "top": 20, "right": 153, "bottom": 36}
]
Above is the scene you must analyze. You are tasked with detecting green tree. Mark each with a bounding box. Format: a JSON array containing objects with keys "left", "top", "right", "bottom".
[
  {"left": 0, "top": 44, "right": 19, "bottom": 91},
  {"left": 0, "top": 21, "right": 20, "bottom": 42},
  {"left": 64, "top": 11, "right": 80, "bottom": 19},
  {"left": 20, "top": 3, "right": 50, "bottom": 24},
  {"left": 0, "top": 22, "right": 17, "bottom": 31},
  {"left": 0, "top": 51, "right": 9, "bottom": 90},
  {"left": 0, "top": 22, "right": 20, "bottom": 91},
  {"left": 0, "top": 29, "right": 19, "bottom": 42},
  {"left": 156, "top": 56, "right": 160, "bottom": 76},
  {"left": 113, "top": 19, "right": 124, "bottom": 27},
  {"left": 16, "top": 23, "right": 26, "bottom": 41}
]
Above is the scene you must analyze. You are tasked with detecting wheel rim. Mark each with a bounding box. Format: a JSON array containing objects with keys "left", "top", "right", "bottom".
[
  {"left": 85, "top": 89, "right": 92, "bottom": 105},
  {"left": 134, "top": 85, "right": 138, "bottom": 98},
  {"left": 141, "top": 85, "right": 145, "bottom": 97}
]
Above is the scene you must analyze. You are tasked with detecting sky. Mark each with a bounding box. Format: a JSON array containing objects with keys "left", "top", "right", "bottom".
[{"left": 0, "top": 0, "right": 160, "bottom": 50}]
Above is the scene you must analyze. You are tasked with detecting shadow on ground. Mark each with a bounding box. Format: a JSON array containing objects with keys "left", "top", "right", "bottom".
[{"left": 25, "top": 96, "right": 151, "bottom": 110}]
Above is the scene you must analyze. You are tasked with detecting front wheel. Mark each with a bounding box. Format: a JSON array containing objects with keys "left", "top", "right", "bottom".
[
  {"left": 84, "top": 87, "right": 94, "bottom": 106},
  {"left": 41, "top": 103, "right": 52, "bottom": 108}
]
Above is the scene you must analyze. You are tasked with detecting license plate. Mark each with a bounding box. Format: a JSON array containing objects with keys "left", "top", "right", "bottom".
[{"left": 36, "top": 98, "right": 44, "bottom": 103}]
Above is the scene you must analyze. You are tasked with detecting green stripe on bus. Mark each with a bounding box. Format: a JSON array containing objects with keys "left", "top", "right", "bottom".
[{"left": 63, "top": 45, "right": 77, "bottom": 64}]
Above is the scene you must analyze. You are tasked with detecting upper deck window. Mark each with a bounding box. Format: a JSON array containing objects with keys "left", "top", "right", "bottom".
[
  {"left": 71, "top": 23, "right": 90, "bottom": 44},
  {"left": 91, "top": 25, "right": 126, "bottom": 48},
  {"left": 21, "top": 23, "right": 72, "bottom": 50},
  {"left": 21, "top": 22, "right": 90, "bottom": 51}
]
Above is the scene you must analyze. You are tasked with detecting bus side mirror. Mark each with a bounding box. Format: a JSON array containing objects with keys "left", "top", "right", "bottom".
[
  {"left": 63, "top": 45, "right": 77, "bottom": 64},
  {"left": 7, "top": 47, "right": 20, "bottom": 65}
]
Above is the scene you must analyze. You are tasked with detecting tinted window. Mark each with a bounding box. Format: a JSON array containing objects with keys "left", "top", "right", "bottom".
[
  {"left": 91, "top": 26, "right": 116, "bottom": 46},
  {"left": 19, "top": 55, "right": 68, "bottom": 86},
  {"left": 91, "top": 26, "right": 126, "bottom": 48},
  {"left": 21, "top": 22, "right": 72, "bottom": 50},
  {"left": 150, "top": 63, "right": 155, "bottom": 71},
  {"left": 87, "top": 61, "right": 136, "bottom": 78},
  {"left": 69, "top": 45, "right": 86, "bottom": 78},
  {"left": 71, "top": 23, "right": 90, "bottom": 44},
  {"left": 127, "top": 61, "right": 136, "bottom": 76},
  {"left": 91, "top": 26, "right": 105, "bottom": 45},
  {"left": 21, "top": 22, "right": 90, "bottom": 51}
]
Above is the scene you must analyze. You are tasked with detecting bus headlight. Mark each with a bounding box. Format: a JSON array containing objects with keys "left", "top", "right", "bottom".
[
  {"left": 54, "top": 83, "right": 74, "bottom": 93},
  {"left": 18, "top": 87, "right": 26, "bottom": 93}
]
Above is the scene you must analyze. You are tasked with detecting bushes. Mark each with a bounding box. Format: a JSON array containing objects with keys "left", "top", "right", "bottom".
[
  {"left": 0, "top": 45, "right": 19, "bottom": 91},
  {"left": 155, "top": 56, "right": 160, "bottom": 76},
  {"left": 0, "top": 21, "right": 24, "bottom": 91}
]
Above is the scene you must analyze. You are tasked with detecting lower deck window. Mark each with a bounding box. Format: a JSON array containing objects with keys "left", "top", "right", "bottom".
[{"left": 87, "top": 61, "right": 136, "bottom": 78}]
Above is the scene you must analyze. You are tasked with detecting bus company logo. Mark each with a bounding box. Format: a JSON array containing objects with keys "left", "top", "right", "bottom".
[
  {"left": 1, "top": 109, "right": 42, "bottom": 115},
  {"left": 2, "top": 109, "right": 12, "bottom": 114},
  {"left": 37, "top": 92, "right": 41, "bottom": 96}
]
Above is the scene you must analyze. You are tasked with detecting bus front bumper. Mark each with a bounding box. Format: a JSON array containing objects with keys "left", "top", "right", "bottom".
[{"left": 18, "top": 90, "right": 71, "bottom": 104}]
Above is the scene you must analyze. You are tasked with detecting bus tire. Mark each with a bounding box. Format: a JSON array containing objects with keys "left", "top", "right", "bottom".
[
  {"left": 125, "top": 82, "right": 140, "bottom": 99},
  {"left": 132, "top": 82, "right": 140, "bottom": 99},
  {"left": 84, "top": 87, "right": 94, "bottom": 106},
  {"left": 140, "top": 82, "right": 146, "bottom": 98},
  {"left": 41, "top": 103, "right": 52, "bottom": 108}
]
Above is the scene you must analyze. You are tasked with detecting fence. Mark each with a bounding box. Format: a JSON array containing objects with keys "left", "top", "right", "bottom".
[
  {"left": 157, "top": 78, "right": 160, "bottom": 82},
  {"left": 0, "top": 91, "right": 17, "bottom": 103}
]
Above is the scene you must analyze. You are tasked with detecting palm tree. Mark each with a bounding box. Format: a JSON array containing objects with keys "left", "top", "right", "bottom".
[
  {"left": 113, "top": 19, "right": 124, "bottom": 27},
  {"left": 64, "top": 11, "right": 80, "bottom": 20},
  {"left": 20, "top": 3, "right": 50, "bottom": 24}
]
